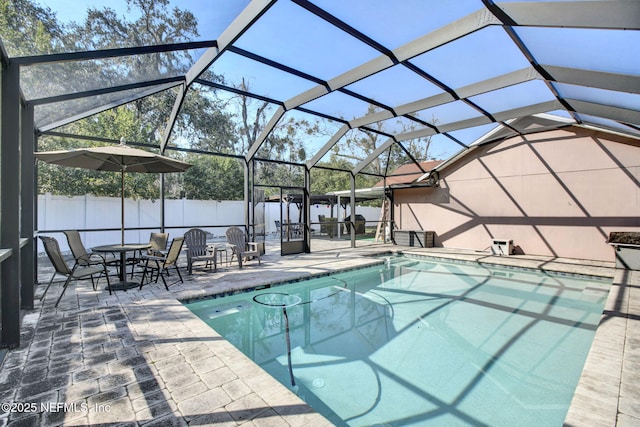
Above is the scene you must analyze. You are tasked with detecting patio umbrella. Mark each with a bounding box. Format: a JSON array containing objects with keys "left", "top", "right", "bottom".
[{"left": 35, "top": 141, "right": 192, "bottom": 245}]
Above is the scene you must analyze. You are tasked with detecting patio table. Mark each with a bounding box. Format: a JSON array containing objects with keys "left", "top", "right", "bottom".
[
  {"left": 92, "top": 243, "right": 151, "bottom": 290},
  {"left": 207, "top": 243, "right": 230, "bottom": 267}
]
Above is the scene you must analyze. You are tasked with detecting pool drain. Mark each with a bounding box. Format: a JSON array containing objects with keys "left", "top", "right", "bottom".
[{"left": 312, "top": 378, "right": 326, "bottom": 388}]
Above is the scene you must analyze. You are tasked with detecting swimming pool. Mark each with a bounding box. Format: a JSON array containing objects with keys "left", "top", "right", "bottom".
[{"left": 185, "top": 255, "right": 610, "bottom": 426}]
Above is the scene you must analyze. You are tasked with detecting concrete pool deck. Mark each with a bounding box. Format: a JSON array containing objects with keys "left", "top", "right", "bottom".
[{"left": 0, "top": 242, "right": 637, "bottom": 426}]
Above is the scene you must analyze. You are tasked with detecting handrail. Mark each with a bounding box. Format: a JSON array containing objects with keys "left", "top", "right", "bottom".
[
  {"left": 0, "top": 238, "right": 28, "bottom": 262},
  {"left": 35, "top": 224, "right": 246, "bottom": 234}
]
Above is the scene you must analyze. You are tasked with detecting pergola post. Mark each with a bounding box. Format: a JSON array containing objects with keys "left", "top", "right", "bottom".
[
  {"left": 350, "top": 173, "right": 356, "bottom": 248},
  {"left": 1, "top": 61, "right": 22, "bottom": 348},
  {"left": 245, "top": 159, "right": 252, "bottom": 238},
  {"left": 21, "top": 103, "right": 35, "bottom": 309},
  {"left": 160, "top": 174, "right": 165, "bottom": 233},
  {"left": 304, "top": 166, "right": 311, "bottom": 253}
]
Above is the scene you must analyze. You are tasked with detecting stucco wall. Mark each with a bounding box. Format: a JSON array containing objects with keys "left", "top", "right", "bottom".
[{"left": 393, "top": 127, "right": 640, "bottom": 261}]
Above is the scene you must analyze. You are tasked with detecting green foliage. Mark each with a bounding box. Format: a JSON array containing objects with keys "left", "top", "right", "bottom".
[
  {"left": 179, "top": 86, "right": 238, "bottom": 155},
  {"left": 0, "top": 0, "right": 63, "bottom": 56},
  {"left": 68, "top": 0, "right": 197, "bottom": 59},
  {"left": 64, "top": 0, "right": 202, "bottom": 141},
  {"left": 37, "top": 102, "right": 165, "bottom": 200},
  {"left": 230, "top": 82, "right": 318, "bottom": 187},
  {"left": 336, "top": 104, "right": 438, "bottom": 177},
  {"left": 181, "top": 156, "right": 244, "bottom": 200},
  {"left": 310, "top": 158, "right": 352, "bottom": 194}
]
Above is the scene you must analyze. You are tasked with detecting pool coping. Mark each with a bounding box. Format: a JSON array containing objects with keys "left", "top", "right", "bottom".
[
  {"left": 179, "top": 256, "right": 387, "bottom": 305},
  {"left": 563, "top": 268, "right": 640, "bottom": 426}
]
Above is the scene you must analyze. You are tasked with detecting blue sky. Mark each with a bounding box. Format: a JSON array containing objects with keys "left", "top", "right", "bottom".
[{"left": 37, "top": 0, "right": 249, "bottom": 40}]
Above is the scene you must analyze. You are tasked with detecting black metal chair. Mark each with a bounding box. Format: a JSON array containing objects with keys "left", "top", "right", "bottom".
[
  {"left": 63, "top": 230, "right": 118, "bottom": 277},
  {"left": 139, "top": 237, "right": 185, "bottom": 290},
  {"left": 39, "top": 236, "right": 111, "bottom": 307},
  {"left": 130, "top": 232, "right": 169, "bottom": 278}
]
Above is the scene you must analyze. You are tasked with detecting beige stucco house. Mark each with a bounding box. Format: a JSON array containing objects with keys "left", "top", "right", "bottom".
[{"left": 388, "top": 115, "right": 640, "bottom": 262}]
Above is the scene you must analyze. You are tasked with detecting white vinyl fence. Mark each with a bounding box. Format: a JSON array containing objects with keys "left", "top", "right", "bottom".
[{"left": 37, "top": 194, "right": 382, "bottom": 253}]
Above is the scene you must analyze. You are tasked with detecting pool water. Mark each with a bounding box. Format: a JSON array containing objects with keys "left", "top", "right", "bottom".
[{"left": 185, "top": 256, "right": 610, "bottom": 426}]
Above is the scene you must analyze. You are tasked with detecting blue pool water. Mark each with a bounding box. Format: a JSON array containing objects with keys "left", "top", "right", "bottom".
[{"left": 185, "top": 256, "right": 610, "bottom": 426}]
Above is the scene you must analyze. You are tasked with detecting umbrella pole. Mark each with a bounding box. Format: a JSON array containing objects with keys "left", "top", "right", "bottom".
[{"left": 121, "top": 170, "right": 125, "bottom": 246}]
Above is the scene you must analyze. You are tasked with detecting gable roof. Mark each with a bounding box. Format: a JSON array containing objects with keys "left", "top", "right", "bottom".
[{"left": 375, "top": 160, "right": 442, "bottom": 188}]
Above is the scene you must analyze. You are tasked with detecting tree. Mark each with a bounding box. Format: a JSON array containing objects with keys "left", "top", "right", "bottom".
[
  {"left": 0, "top": 0, "right": 63, "bottom": 56},
  {"left": 237, "top": 78, "right": 271, "bottom": 154},
  {"left": 181, "top": 155, "right": 244, "bottom": 200},
  {"left": 65, "top": 0, "right": 201, "bottom": 140},
  {"left": 0, "top": 0, "right": 74, "bottom": 104},
  {"left": 4, "top": 0, "right": 421, "bottom": 203},
  {"left": 387, "top": 113, "right": 442, "bottom": 170},
  {"left": 60, "top": 0, "right": 249, "bottom": 200},
  {"left": 311, "top": 158, "right": 353, "bottom": 194},
  {"left": 177, "top": 83, "right": 238, "bottom": 155},
  {"left": 4, "top": 0, "right": 240, "bottom": 200},
  {"left": 337, "top": 104, "right": 439, "bottom": 177},
  {"left": 225, "top": 79, "right": 320, "bottom": 188}
]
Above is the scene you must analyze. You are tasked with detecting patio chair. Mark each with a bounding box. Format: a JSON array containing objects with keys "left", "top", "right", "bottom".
[
  {"left": 63, "top": 230, "right": 118, "bottom": 276},
  {"left": 226, "top": 226, "right": 261, "bottom": 269},
  {"left": 184, "top": 228, "right": 217, "bottom": 274},
  {"left": 318, "top": 215, "right": 326, "bottom": 234},
  {"left": 148, "top": 232, "right": 169, "bottom": 256},
  {"left": 39, "top": 236, "right": 111, "bottom": 307},
  {"left": 139, "top": 237, "right": 184, "bottom": 290},
  {"left": 130, "top": 232, "right": 169, "bottom": 278}
]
